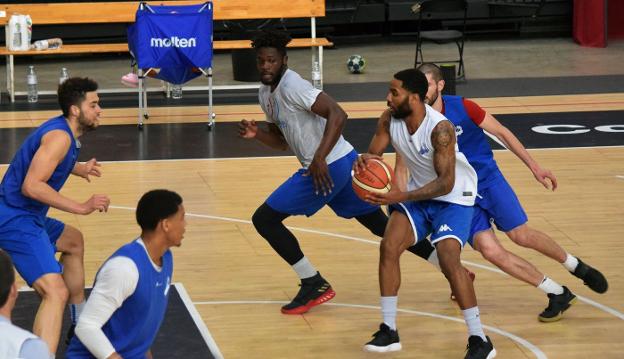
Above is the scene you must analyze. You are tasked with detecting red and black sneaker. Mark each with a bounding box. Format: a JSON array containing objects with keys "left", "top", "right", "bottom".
[
  {"left": 281, "top": 273, "right": 336, "bottom": 315},
  {"left": 451, "top": 267, "right": 476, "bottom": 301}
]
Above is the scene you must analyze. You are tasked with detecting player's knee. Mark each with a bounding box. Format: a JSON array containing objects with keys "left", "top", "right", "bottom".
[
  {"left": 478, "top": 241, "right": 507, "bottom": 265},
  {"left": 60, "top": 225, "right": 85, "bottom": 256},
  {"left": 380, "top": 238, "right": 403, "bottom": 261},
  {"left": 252, "top": 203, "right": 274, "bottom": 230},
  {"left": 507, "top": 226, "right": 533, "bottom": 247},
  {"left": 35, "top": 275, "right": 69, "bottom": 303}
]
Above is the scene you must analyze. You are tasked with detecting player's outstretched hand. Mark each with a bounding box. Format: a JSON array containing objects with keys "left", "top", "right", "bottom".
[
  {"left": 81, "top": 194, "right": 110, "bottom": 215},
  {"left": 534, "top": 167, "right": 558, "bottom": 191},
  {"left": 353, "top": 153, "right": 383, "bottom": 174},
  {"left": 238, "top": 119, "right": 258, "bottom": 139},
  {"left": 81, "top": 158, "right": 102, "bottom": 182},
  {"left": 305, "top": 156, "right": 334, "bottom": 196}
]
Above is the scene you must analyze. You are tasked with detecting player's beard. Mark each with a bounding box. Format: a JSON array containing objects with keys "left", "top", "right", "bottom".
[
  {"left": 426, "top": 90, "right": 439, "bottom": 106},
  {"left": 77, "top": 110, "right": 98, "bottom": 133},
  {"left": 391, "top": 97, "right": 412, "bottom": 119},
  {"left": 263, "top": 64, "right": 287, "bottom": 87}
]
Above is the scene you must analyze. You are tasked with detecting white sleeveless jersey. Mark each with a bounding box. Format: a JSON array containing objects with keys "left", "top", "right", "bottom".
[
  {"left": 0, "top": 320, "right": 38, "bottom": 358},
  {"left": 389, "top": 104, "right": 477, "bottom": 206},
  {"left": 259, "top": 69, "right": 353, "bottom": 168}
]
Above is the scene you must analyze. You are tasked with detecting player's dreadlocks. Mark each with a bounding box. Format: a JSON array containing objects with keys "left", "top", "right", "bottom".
[{"left": 251, "top": 30, "right": 292, "bottom": 57}]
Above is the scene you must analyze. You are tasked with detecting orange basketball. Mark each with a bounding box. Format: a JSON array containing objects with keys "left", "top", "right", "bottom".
[{"left": 352, "top": 159, "right": 394, "bottom": 201}]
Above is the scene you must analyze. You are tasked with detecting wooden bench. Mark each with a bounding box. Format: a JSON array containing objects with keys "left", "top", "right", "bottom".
[{"left": 0, "top": 0, "right": 333, "bottom": 102}]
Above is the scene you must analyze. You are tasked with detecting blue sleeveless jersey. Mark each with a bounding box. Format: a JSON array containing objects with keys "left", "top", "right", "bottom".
[
  {"left": 0, "top": 115, "right": 79, "bottom": 216},
  {"left": 67, "top": 240, "right": 173, "bottom": 359},
  {"left": 443, "top": 95, "right": 503, "bottom": 188}
]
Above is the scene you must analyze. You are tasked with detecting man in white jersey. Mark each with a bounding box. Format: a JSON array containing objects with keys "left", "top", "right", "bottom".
[
  {"left": 0, "top": 249, "right": 51, "bottom": 359},
  {"left": 238, "top": 30, "right": 390, "bottom": 315},
  {"left": 355, "top": 69, "right": 495, "bottom": 358}
]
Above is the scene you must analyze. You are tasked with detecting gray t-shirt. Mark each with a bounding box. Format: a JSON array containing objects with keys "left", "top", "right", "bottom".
[{"left": 259, "top": 69, "right": 353, "bottom": 168}]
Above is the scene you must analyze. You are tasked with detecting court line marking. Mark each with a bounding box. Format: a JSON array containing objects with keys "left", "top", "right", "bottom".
[
  {"left": 192, "top": 300, "right": 547, "bottom": 359},
  {"left": 108, "top": 205, "right": 624, "bottom": 321},
  {"left": 175, "top": 283, "right": 224, "bottom": 359}
]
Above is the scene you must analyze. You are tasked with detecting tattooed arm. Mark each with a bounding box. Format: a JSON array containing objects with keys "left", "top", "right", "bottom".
[{"left": 404, "top": 120, "right": 456, "bottom": 202}]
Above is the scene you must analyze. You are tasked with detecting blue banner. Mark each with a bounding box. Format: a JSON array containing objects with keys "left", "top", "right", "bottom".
[{"left": 128, "top": 2, "right": 213, "bottom": 84}]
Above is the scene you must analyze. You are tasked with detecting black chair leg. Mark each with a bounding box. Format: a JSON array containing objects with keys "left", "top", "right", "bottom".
[
  {"left": 415, "top": 39, "right": 424, "bottom": 68},
  {"left": 456, "top": 40, "right": 465, "bottom": 80}
]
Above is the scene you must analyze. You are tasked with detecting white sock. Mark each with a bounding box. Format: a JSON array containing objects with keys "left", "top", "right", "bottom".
[
  {"left": 292, "top": 257, "right": 318, "bottom": 280},
  {"left": 69, "top": 301, "right": 86, "bottom": 324},
  {"left": 381, "top": 296, "right": 398, "bottom": 330},
  {"left": 537, "top": 276, "right": 564, "bottom": 295},
  {"left": 462, "top": 306, "right": 486, "bottom": 341},
  {"left": 427, "top": 250, "right": 441, "bottom": 270},
  {"left": 563, "top": 254, "right": 579, "bottom": 272}
]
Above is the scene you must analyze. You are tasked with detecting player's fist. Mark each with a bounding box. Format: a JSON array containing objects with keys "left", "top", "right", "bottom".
[{"left": 238, "top": 119, "right": 258, "bottom": 139}]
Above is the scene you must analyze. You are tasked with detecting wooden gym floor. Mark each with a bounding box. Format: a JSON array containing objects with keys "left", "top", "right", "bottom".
[{"left": 1, "top": 93, "right": 623, "bottom": 358}]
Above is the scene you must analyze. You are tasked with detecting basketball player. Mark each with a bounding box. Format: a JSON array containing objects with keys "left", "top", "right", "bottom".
[
  {"left": 356, "top": 69, "right": 495, "bottom": 358},
  {"left": 238, "top": 30, "right": 389, "bottom": 315},
  {"left": 0, "top": 77, "right": 110, "bottom": 354},
  {"left": 0, "top": 249, "right": 51, "bottom": 359},
  {"left": 407, "top": 63, "right": 608, "bottom": 322},
  {"left": 66, "top": 189, "right": 185, "bottom": 358}
]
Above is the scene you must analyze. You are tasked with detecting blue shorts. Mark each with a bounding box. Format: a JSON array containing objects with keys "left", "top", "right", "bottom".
[
  {"left": 266, "top": 150, "right": 379, "bottom": 218},
  {"left": 389, "top": 200, "right": 473, "bottom": 247},
  {"left": 0, "top": 204, "right": 65, "bottom": 286},
  {"left": 468, "top": 176, "right": 528, "bottom": 246}
]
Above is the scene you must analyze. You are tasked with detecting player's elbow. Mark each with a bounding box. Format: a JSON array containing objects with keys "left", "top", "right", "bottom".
[
  {"left": 329, "top": 106, "right": 348, "bottom": 129},
  {"left": 21, "top": 180, "right": 37, "bottom": 199},
  {"left": 74, "top": 320, "right": 97, "bottom": 345},
  {"left": 439, "top": 178, "right": 454, "bottom": 196}
]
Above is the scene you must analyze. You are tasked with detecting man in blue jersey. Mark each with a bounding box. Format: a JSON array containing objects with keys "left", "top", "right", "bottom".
[
  {"left": 0, "top": 249, "right": 51, "bottom": 359},
  {"left": 238, "top": 30, "right": 389, "bottom": 315},
  {"left": 0, "top": 77, "right": 110, "bottom": 354},
  {"left": 407, "top": 63, "right": 608, "bottom": 321},
  {"left": 66, "top": 189, "right": 185, "bottom": 359},
  {"left": 357, "top": 69, "right": 495, "bottom": 358}
]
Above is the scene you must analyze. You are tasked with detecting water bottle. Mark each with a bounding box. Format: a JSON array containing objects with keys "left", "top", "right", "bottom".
[
  {"left": 59, "top": 67, "right": 69, "bottom": 85},
  {"left": 311, "top": 61, "right": 322, "bottom": 90},
  {"left": 26, "top": 66, "right": 38, "bottom": 103},
  {"left": 32, "top": 38, "right": 63, "bottom": 51},
  {"left": 171, "top": 84, "right": 183, "bottom": 99}
]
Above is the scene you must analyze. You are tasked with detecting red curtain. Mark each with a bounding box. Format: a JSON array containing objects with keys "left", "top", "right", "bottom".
[
  {"left": 573, "top": 0, "right": 607, "bottom": 47},
  {"left": 608, "top": 0, "right": 624, "bottom": 39}
]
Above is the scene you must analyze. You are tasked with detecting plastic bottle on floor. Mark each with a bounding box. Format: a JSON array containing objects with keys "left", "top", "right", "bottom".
[
  {"left": 59, "top": 67, "right": 70, "bottom": 85},
  {"left": 171, "top": 84, "right": 183, "bottom": 99},
  {"left": 26, "top": 66, "right": 38, "bottom": 103}
]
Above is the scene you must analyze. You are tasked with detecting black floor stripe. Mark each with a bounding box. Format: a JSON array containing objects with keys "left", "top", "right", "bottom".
[
  {"left": 2, "top": 75, "right": 624, "bottom": 111},
  {"left": 1, "top": 111, "right": 622, "bottom": 164},
  {"left": 12, "top": 286, "right": 216, "bottom": 359}
]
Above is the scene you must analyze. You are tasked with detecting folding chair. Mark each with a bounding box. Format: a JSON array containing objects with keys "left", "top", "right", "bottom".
[
  {"left": 413, "top": 0, "right": 468, "bottom": 80},
  {"left": 127, "top": 1, "right": 215, "bottom": 130}
]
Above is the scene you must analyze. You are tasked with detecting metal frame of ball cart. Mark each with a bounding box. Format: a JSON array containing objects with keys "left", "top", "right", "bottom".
[
  {"left": 137, "top": 12, "right": 324, "bottom": 131},
  {"left": 135, "top": 2, "right": 215, "bottom": 131}
]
